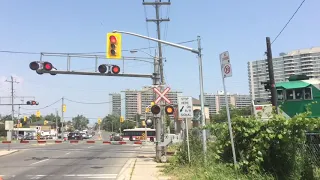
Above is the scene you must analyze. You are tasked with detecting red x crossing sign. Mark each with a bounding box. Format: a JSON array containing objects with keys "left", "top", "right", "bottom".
[{"left": 153, "top": 87, "right": 171, "bottom": 104}]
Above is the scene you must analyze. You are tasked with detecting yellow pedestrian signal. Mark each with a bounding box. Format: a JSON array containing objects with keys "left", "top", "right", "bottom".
[
  {"left": 98, "top": 118, "right": 101, "bottom": 125},
  {"left": 62, "top": 104, "right": 66, "bottom": 112},
  {"left": 106, "top": 33, "right": 122, "bottom": 59},
  {"left": 24, "top": 116, "right": 27, "bottom": 122},
  {"left": 36, "top": 110, "right": 41, "bottom": 118},
  {"left": 120, "top": 116, "right": 124, "bottom": 123}
]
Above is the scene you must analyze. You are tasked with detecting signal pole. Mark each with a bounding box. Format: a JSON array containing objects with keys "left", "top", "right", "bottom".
[
  {"left": 61, "top": 97, "right": 65, "bottom": 140},
  {"left": 266, "top": 37, "right": 278, "bottom": 114},
  {"left": 143, "top": 0, "right": 171, "bottom": 160},
  {"left": 5, "top": 76, "right": 19, "bottom": 138}
]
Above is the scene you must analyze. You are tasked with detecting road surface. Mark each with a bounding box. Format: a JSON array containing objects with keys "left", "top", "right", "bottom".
[{"left": 0, "top": 142, "right": 142, "bottom": 179}]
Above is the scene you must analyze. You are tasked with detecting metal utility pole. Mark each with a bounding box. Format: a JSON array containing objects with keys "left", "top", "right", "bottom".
[
  {"left": 55, "top": 109, "right": 58, "bottom": 139},
  {"left": 143, "top": 0, "right": 171, "bottom": 158},
  {"left": 266, "top": 37, "right": 278, "bottom": 114},
  {"left": 61, "top": 97, "right": 65, "bottom": 140},
  {"left": 5, "top": 76, "right": 19, "bottom": 138}
]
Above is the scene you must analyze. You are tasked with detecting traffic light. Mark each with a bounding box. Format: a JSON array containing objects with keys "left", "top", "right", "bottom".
[
  {"left": 98, "top": 64, "right": 121, "bottom": 74},
  {"left": 165, "top": 105, "right": 174, "bottom": 115},
  {"left": 97, "top": 118, "right": 101, "bottom": 125},
  {"left": 62, "top": 104, "right": 66, "bottom": 112},
  {"left": 36, "top": 110, "right": 41, "bottom": 118},
  {"left": 141, "top": 120, "right": 146, "bottom": 127},
  {"left": 120, "top": 116, "right": 124, "bottom": 123},
  {"left": 26, "top": 101, "right": 39, "bottom": 105},
  {"left": 106, "top": 33, "right": 122, "bottom": 59},
  {"left": 44, "top": 120, "right": 48, "bottom": 125},
  {"left": 29, "top": 61, "right": 57, "bottom": 76},
  {"left": 151, "top": 105, "right": 161, "bottom": 115},
  {"left": 24, "top": 116, "right": 27, "bottom": 122}
]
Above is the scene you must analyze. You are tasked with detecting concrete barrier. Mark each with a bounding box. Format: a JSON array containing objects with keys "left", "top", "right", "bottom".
[{"left": 2, "top": 141, "right": 11, "bottom": 144}]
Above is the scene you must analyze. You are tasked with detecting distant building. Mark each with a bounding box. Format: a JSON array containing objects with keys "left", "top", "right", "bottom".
[
  {"left": 203, "top": 91, "right": 251, "bottom": 116},
  {"left": 109, "top": 93, "right": 122, "bottom": 116},
  {"left": 248, "top": 47, "right": 320, "bottom": 100}
]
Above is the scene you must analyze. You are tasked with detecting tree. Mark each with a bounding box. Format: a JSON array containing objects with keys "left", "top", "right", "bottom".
[
  {"left": 72, "top": 115, "right": 89, "bottom": 130},
  {"left": 210, "top": 105, "right": 251, "bottom": 123},
  {"left": 101, "top": 114, "right": 136, "bottom": 133}
]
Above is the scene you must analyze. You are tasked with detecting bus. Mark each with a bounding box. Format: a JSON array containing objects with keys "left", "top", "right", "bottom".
[
  {"left": 252, "top": 75, "right": 320, "bottom": 119},
  {"left": 122, "top": 128, "right": 156, "bottom": 141}
]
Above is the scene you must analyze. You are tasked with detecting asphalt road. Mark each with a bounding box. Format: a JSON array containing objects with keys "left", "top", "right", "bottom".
[{"left": 0, "top": 142, "right": 142, "bottom": 179}]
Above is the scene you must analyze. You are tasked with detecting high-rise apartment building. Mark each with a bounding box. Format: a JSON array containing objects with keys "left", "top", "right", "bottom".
[
  {"left": 109, "top": 93, "right": 122, "bottom": 116},
  {"left": 203, "top": 91, "right": 251, "bottom": 116},
  {"left": 122, "top": 86, "right": 182, "bottom": 120},
  {"left": 248, "top": 47, "right": 320, "bottom": 100}
]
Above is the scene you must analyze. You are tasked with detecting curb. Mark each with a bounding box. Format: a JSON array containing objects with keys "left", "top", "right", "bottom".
[
  {"left": 0, "top": 150, "right": 19, "bottom": 157},
  {"left": 116, "top": 158, "right": 136, "bottom": 180}
]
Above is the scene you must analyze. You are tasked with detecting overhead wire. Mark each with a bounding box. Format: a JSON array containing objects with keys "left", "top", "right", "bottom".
[
  {"left": 271, "top": 0, "right": 306, "bottom": 44},
  {"left": 20, "top": 98, "right": 62, "bottom": 110}
]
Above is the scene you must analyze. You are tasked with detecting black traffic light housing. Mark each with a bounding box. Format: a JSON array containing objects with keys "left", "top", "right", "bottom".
[
  {"left": 29, "top": 61, "right": 57, "bottom": 76},
  {"left": 27, "top": 101, "right": 39, "bottom": 105},
  {"left": 98, "top": 64, "right": 120, "bottom": 74},
  {"left": 151, "top": 105, "right": 161, "bottom": 115}
]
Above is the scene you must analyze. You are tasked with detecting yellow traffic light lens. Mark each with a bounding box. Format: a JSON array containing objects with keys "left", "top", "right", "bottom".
[
  {"left": 165, "top": 106, "right": 174, "bottom": 115},
  {"left": 111, "top": 44, "right": 116, "bottom": 49}
]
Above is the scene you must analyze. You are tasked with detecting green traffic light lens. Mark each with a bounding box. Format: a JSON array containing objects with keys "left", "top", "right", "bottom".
[{"left": 111, "top": 50, "right": 116, "bottom": 55}]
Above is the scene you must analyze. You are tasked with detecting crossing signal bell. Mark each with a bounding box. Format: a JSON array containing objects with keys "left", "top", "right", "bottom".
[{"left": 106, "top": 33, "right": 122, "bottom": 59}]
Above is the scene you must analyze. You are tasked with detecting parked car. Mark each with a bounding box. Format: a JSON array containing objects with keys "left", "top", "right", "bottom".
[{"left": 110, "top": 133, "right": 123, "bottom": 141}]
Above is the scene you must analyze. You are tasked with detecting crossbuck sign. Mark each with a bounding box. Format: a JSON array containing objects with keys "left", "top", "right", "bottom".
[{"left": 153, "top": 87, "right": 171, "bottom": 104}]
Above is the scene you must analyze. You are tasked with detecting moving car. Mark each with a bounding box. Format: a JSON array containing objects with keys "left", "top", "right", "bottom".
[{"left": 110, "top": 133, "right": 123, "bottom": 141}]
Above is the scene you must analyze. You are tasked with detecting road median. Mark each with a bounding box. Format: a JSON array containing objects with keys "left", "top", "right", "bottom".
[{"left": 0, "top": 150, "right": 18, "bottom": 157}]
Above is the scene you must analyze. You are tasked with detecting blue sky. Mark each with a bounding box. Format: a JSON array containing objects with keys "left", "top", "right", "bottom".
[{"left": 0, "top": 0, "right": 319, "bottom": 124}]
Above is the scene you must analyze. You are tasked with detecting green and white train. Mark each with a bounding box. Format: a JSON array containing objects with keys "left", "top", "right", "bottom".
[{"left": 252, "top": 75, "right": 320, "bottom": 119}]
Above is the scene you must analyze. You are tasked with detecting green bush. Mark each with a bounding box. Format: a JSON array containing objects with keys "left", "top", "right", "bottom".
[{"left": 207, "top": 105, "right": 320, "bottom": 179}]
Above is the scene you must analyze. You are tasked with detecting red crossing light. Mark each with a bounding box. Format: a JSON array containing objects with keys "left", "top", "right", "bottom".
[
  {"left": 151, "top": 105, "right": 161, "bottom": 115},
  {"left": 43, "top": 62, "right": 53, "bottom": 71},
  {"left": 112, "top": 65, "right": 120, "bottom": 74},
  {"left": 29, "top": 61, "right": 40, "bottom": 71},
  {"left": 98, "top": 64, "right": 107, "bottom": 73}
]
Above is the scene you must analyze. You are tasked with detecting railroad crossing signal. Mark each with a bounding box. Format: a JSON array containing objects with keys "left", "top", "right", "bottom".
[
  {"left": 27, "top": 100, "right": 39, "bottom": 105},
  {"left": 36, "top": 110, "right": 41, "bottom": 118},
  {"left": 120, "top": 116, "right": 124, "bottom": 123},
  {"left": 62, "top": 104, "right": 66, "bottom": 112},
  {"left": 165, "top": 105, "right": 174, "bottom": 115},
  {"left": 151, "top": 105, "right": 161, "bottom": 115},
  {"left": 153, "top": 87, "right": 171, "bottom": 104},
  {"left": 98, "top": 64, "right": 120, "bottom": 74},
  {"left": 97, "top": 118, "right": 101, "bottom": 125},
  {"left": 106, "top": 33, "right": 122, "bottom": 59}
]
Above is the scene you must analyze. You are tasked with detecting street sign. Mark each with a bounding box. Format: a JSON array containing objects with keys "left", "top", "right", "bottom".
[
  {"left": 153, "top": 87, "right": 171, "bottom": 104},
  {"left": 177, "top": 96, "right": 193, "bottom": 118},
  {"left": 220, "top": 51, "right": 232, "bottom": 78},
  {"left": 36, "top": 126, "right": 41, "bottom": 132}
]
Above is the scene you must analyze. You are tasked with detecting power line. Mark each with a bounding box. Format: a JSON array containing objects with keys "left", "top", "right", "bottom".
[
  {"left": 64, "top": 98, "right": 118, "bottom": 105},
  {"left": 272, "top": 0, "right": 306, "bottom": 44},
  {"left": 0, "top": 40, "right": 196, "bottom": 56},
  {"left": 20, "top": 98, "right": 62, "bottom": 110}
]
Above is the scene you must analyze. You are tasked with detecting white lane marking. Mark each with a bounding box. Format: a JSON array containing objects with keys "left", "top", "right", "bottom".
[
  {"left": 30, "top": 159, "right": 49, "bottom": 165},
  {"left": 88, "top": 146, "right": 94, "bottom": 148},
  {"left": 65, "top": 152, "right": 71, "bottom": 155}
]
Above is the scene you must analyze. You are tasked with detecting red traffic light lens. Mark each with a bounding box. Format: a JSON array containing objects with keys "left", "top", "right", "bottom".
[
  {"left": 29, "top": 62, "right": 39, "bottom": 71},
  {"left": 110, "top": 35, "right": 117, "bottom": 44},
  {"left": 43, "top": 62, "right": 53, "bottom": 71},
  {"left": 165, "top": 106, "right": 174, "bottom": 115},
  {"left": 98, "top": 64, "right": 107, "bottom": 73},
  {"left": 151, "top": 105, "right": 161, "bottom": 115},
  {"left": 31, "top": 101, "right": 36, "bottom": 105},
  {"left": 112, "top": 65, "right": 120, "bottom": 74}
]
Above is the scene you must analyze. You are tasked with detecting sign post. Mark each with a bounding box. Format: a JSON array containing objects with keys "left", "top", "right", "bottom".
[
  {"left": 177, "top": 96, "right": 193, "bottom": 163},
  {"left": 219, "top": 51, "right": 237, "bottom": 168},
  {"left": 5, "top": 121, "right": 13, "bottom": 151}
]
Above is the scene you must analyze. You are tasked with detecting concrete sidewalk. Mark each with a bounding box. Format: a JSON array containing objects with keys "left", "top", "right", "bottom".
[
  {"left": 0, "top": 150, "right": 18, "bottom": 157},
  {"left": 117, "top": 146, "right": 172, "bottom": 180}
]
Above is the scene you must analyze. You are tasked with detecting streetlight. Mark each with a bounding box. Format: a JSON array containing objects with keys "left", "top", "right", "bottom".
[{"left": 113, "top": 30, "right": 207, "bottom": 158}]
